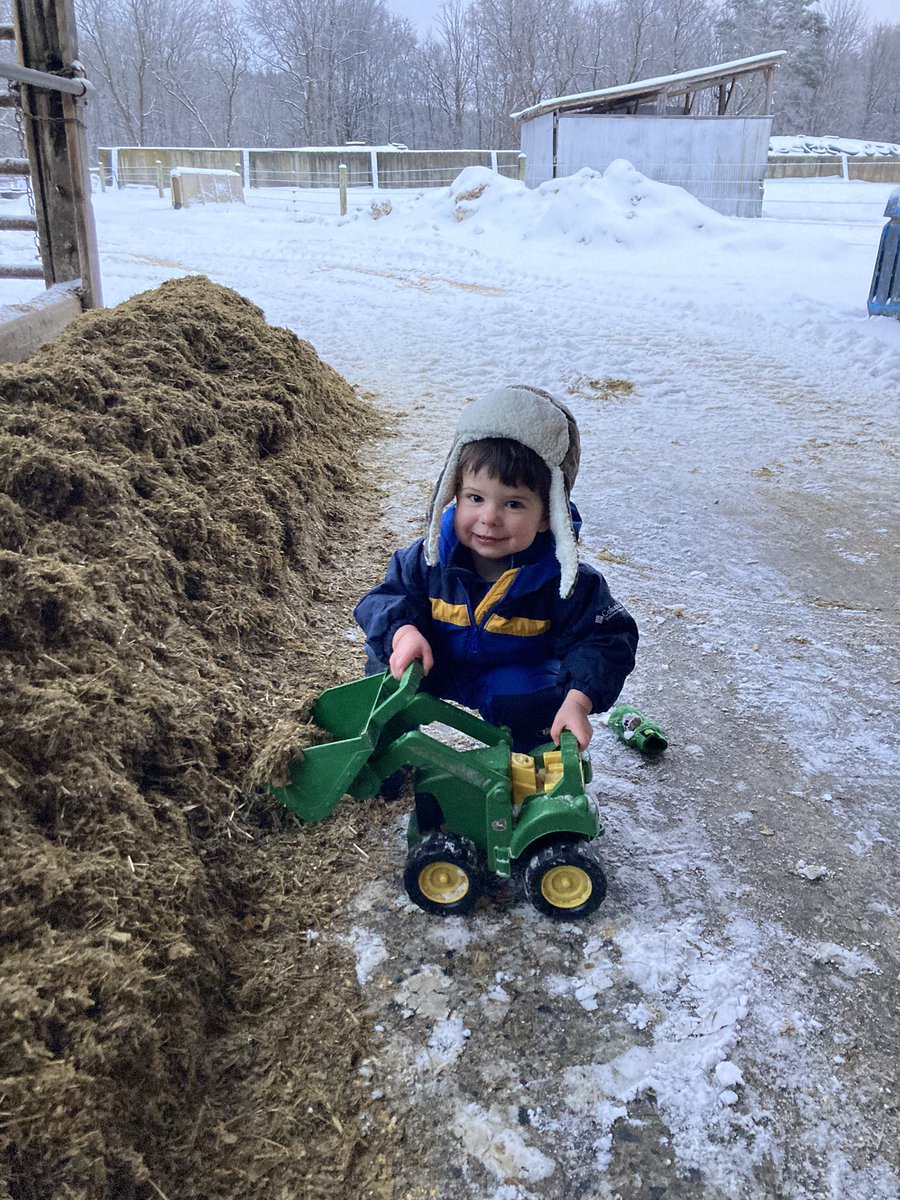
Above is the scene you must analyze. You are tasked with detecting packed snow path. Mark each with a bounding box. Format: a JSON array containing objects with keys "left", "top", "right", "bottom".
[{"left": 77, "top": 167, "right": 900, "bottom": 1198}]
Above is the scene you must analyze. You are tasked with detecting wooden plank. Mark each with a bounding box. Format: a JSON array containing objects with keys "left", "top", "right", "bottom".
[
  {"left": 11, "top": 0, "right": 101, "bottom": 307},
  {"left": 0, "top": 216, "right": 38, "bottom": 230},
  {"left": 0, "top": 280, "right": 82, "bottom": 361},
  {"left": 0, "top": 158, "right": 30, "bottom": 174}
]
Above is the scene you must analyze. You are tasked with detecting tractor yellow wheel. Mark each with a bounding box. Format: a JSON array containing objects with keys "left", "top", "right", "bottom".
[
  {"left": 524, "top": 840, "right": 607, "bottom": 920},
  {"left": 404, "top": 832, "right": 482, "bottom": 916},
  {"left": 539, "top": 864, "right": 593, "bottom": 909},
  {"left": 418, "top": 861, "right": 470, "bottom": 905}
]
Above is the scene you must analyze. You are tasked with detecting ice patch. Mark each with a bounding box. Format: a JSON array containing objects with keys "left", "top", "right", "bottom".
[
  {"left": 811, "top": 942, "right": 882, "bottom": 978},
  {"left": 452, "top": 1102, "right": 557, "bottom": 1183}
]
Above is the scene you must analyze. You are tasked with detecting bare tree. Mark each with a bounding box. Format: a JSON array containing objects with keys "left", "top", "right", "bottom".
[
  {"left": 418, "top": 0, "right": 478, "bottom": 147},
  {"left": 207, "top": 0, "right": 253, "bottom": 147},
  {"left": 78, "top": 0, "right": 160, "bottom": 145},
  {"left": 608, "top": 0, "right": 663, "bottom": 84},
  {"left": 858, "top": 22, "right": 900, "bottom": 141}
]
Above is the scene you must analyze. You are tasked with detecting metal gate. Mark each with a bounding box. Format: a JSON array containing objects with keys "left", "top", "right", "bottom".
[{"left": 0, "top": 0, "right": 102, "bottom": 361}]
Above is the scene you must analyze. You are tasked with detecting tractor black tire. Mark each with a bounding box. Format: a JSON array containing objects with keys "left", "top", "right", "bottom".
[
  {"left": 404, "top": 832, "right": 483, "bottom": 917},
  {"left": 524, "top": 839, "right": 607, "bottom": 921}
]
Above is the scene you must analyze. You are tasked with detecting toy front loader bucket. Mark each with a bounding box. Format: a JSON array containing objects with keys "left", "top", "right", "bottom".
[
  {"left": 268, "top": 664, "right": 426, "bottom": 822},
  {"left": 270, "top": 737, "right": 376, "bottom": 822}
]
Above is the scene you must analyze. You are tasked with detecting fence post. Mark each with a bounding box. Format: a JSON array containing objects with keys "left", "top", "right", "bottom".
[
  {"left": 370, "top": 148, "right": 379, "bottom": 191},
  {"left": 242, "top": 148, "right": 250, "bottom": 191},
  {"left": 97, "top": 165, "right": 105, "bottom": 193},
  {"left": 155, "top": 159, "right": 164, "bottom": 197},
  {"left": 841, "top": 152, "right": 849, "bottom": 182},
  {"left": 517, "top": 153, "right": 526, "bottom": 183},
  {"left": 339, "top": 163, "right": 348, "bottom": 216},
  {"left": 171, "top": 174, "right": 182, "bottom": 210}
]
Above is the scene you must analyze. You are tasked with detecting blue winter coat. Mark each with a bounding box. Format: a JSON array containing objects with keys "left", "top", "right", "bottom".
[{"left": 354, "top": 505, "right": 638, "bottom": 714}]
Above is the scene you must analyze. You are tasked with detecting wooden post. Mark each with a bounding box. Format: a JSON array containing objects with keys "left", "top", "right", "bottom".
[
  {"left": 11, "top": 0, "right": 102, "bottom": 307},
  {"left": 763, "top": 67, "right": 774, "bottom": 116},
  {"left": 339, "top": 163, "right": 347, "bottom": 216},
  {"left": 155, "top": 159, "right": 164, "bottom": 197},
  {"left": 517, "top": 153, "right": 526, "bottom": 182}
]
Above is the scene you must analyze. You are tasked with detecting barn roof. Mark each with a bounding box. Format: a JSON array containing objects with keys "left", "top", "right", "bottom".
[{"left": 510, "top": 52, "right": 787, "bottom": 122}]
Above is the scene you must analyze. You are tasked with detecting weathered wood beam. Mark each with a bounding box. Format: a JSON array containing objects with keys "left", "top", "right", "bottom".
[
  {"left": 0, "top": 215, "right": 37, "bottom": 231},
  {"left": 0, "top": 157, "right": 30, "bottom": 173},
  {"left": 11, "top": 0, "right": 102, "bottom": 307},
  {"left": 764, "top": 67, "right": 774, "bottom": 115},
  {"left": 0, "top": 280, "right": 82, "bottom": 361}
]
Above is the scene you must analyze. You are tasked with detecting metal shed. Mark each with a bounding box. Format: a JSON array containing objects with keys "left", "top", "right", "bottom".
[{"left": 511, "top": 52, "right": 786, "bottom": 218}]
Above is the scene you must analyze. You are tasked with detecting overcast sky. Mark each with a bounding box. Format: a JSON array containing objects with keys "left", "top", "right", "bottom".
[{"left": 389, "top": 0, "right": 899, "bottom": 37}]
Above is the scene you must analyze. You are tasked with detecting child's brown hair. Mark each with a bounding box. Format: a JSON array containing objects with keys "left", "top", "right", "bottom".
[{"left": 455, "top": 438, "right": 551, "bottom": 511}]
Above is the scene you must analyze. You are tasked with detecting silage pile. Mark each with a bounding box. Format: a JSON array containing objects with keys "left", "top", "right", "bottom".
[{"left": 0, "top": 277, "right": 392, "bottom": 1199}]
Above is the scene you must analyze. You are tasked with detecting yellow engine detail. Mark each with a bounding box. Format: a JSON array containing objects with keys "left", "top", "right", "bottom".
[
  {"left": 511, "top": 748, "right": 572, "bottom": 804},
  {"left": 511, "top": 752, "right": 538, "bottom": 805}
]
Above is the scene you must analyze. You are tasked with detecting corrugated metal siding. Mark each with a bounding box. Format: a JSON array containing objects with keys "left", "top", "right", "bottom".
[{"left": 553, "top": 115, "right": 772, "bottom": 217}]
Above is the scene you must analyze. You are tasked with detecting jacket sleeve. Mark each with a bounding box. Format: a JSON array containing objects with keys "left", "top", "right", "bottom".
[
  {"left": 353, "top": 539, "right": 433, "bottom": 664},
  {"left": 552, "top": 565, "right": 639, "bottom": 713}
]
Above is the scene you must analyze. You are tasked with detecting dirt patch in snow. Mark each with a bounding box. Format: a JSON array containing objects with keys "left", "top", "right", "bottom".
[{"left": 0, "top": 276, "right": 400, "bottom": 1200}]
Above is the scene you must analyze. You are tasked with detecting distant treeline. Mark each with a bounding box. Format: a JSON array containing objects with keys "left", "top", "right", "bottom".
[{"left": 2, "top": 0, "right": 898, "bottom": 155}]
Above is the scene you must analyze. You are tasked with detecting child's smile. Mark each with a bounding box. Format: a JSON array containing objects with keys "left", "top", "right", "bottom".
[{"left": 454, "top": 467, "right": 549, "bottom": 579}]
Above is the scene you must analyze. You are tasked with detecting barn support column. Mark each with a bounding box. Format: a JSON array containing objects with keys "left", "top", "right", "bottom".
[
  {"left": 10, "top": 0, "right": 102, "bottom": 307},
  {"left": 763, "top": 67, "right": 774, "bottom": 115}
]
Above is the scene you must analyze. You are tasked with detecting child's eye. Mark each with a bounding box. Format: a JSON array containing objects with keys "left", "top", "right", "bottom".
[
  {"left": 506, "top": 500, "right": 523, "bottom": 509},
  {"left": 465, "top": 492, "right": 483, "bottom": 504}
]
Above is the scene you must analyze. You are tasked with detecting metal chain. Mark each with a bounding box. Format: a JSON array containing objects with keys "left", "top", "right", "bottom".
[{"left": 9, "top": 80, "right": 41, "bottom": 266}]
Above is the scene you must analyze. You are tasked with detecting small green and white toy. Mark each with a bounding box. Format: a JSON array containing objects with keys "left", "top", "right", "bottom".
[{"left": 606, "top": 705, "right": 668, "bottom": 755}]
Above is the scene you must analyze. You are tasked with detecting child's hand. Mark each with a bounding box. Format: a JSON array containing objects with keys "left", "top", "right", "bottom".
[
  {"left": 550, "top": 690, "right": 593, "bottom": 751},
  {"left": 389, "top": 624, "right": 434, "bottom": 680}
]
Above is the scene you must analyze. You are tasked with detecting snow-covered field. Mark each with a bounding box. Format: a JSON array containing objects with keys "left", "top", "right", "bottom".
[{"left": 3, "top": 165, "right": 898, "bottom": 1199}]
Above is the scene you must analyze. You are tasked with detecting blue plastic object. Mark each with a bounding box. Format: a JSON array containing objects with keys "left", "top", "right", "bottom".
[{"left": 868, "top": 187, "right": 900, "bottom": 319}]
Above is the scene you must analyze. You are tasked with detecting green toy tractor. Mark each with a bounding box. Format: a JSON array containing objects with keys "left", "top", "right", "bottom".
[{"left": 268, "top": 663, "right": 607, "bottom": 920}]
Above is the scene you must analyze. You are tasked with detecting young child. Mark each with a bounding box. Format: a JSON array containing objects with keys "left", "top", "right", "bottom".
[{"left": 354, "top": 384, "right": 638, "bottom": 754}]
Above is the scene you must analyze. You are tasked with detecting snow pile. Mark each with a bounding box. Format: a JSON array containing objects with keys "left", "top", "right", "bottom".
[
  {"left": 437, "top": 161, "right": 728, "bottom": 247},
  {"left": 770, "top": 135, "right": 900, "bottom": 157}
]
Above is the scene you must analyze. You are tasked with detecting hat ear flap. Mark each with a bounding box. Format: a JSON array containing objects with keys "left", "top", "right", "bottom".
[
  {"left": 547, "top": 468, "right": 578, "bottom": 598},
  {"left": 424, "top": 441, "right": 464, "bottom": 565}
]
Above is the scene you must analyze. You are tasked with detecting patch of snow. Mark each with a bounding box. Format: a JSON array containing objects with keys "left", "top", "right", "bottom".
[
  {"left": 452, "top": 1102, "right": 557, "bottom": 1184},
  {"left": 344, "top": 925, "right": 387, "bottom": 985}
]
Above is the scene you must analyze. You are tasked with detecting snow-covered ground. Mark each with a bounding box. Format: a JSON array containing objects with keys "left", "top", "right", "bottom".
[{"left": 3, "top": 164, "right": 898, "bottom": 1199}]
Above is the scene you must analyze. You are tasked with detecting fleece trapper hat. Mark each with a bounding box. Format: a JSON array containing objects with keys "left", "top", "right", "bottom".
[{"left": 424, "top": 384, "right": 581, "bottom": 597}]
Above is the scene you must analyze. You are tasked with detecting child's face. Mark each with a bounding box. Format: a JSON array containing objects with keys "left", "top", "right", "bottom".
[{"left": 454, "top": 467, "right": 549, "bottom": 566}]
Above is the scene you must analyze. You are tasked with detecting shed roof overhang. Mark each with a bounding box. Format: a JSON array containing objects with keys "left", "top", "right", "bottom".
[{"left": 510, "top": 51, "right": 787, "bottom": 122}]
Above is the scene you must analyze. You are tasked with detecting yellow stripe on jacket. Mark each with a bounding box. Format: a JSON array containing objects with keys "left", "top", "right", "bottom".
[
  {"left": 473, "top": 570, "right": 518, "bottom": 625},
  {"left": 430, "top": 598, "right": 470, "bottom": 627},
  {"left": 484, "top": 614, "right": 551, "bottom": 637},
  {"left": 430, "top": 569, "right": 549, "bottom": 636}
]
